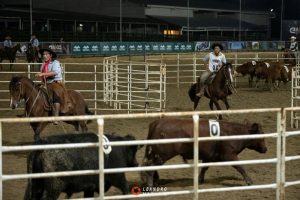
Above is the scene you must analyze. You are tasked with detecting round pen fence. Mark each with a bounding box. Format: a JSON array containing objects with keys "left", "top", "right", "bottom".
[
  {"left": 0, "top": 108, "right": 299, "bottom": 200},
  {"left": 0, "top": 60, "right": 167, "bottom": 114},
  {"left": 291, "top": 64, "right": 300, "bottom": 128},
  {"left": 103, "top": 56, "right": 166, "bottom": 113}
]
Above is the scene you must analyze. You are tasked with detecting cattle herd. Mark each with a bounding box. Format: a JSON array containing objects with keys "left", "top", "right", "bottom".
[
  {"left": 24, "top": 119, "right": 268, "bottom": 199},
  {"left": 235, "top": 60, "right": 292, "bottom": 92}
]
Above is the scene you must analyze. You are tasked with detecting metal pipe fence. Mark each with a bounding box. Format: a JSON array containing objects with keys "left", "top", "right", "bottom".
[{"left": 0, "top": 107, "right": 299, "bottom": 199}]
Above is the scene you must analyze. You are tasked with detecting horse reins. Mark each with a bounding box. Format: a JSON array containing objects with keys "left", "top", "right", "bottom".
[{"left": 223, "top": 65, "right": 238, "bottom": 94}]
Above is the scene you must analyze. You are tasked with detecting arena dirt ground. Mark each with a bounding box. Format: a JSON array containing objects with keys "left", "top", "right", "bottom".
[{"left": 0, "top": 54, "right": 299, "bottom": 200}]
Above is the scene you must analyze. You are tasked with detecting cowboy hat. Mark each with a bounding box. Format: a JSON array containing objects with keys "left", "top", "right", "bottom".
[
  {"left": 39, "top": 48, "right": 57, "bottom": 58},
  {"left": 211, "top": 43, "right": 224, "bottom": 50},
  {"left": 5, "top": 36, "right": 11, "bottom": 40},
  {"left": 290, "top": 36, "right": 296, "bottom": 40}
]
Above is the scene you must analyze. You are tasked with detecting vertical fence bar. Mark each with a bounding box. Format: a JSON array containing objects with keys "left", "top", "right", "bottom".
[
  {"left": 97, "top": 118, "right": 105, "bottom": 200},
  {"left": 192, "top": 115, "right": 199, "bottom": 200},
  {"left": 177, "top": 53, "right": 180, "bottom": 88},
  {"left": 276, "top": 108, "right": 286, "bottom": 200},
  {"left": 94, "top": 64, "right": 97, "bottom": 114},
  {"left": 129, "top": 62, "right": 132, "bottom": 113},
  {"left": 0, "top": 122, "right": 2, "bottom": 200},
  {"left": 193, "top": 53, "right": 197, "bottom": 84},
  {"left": 234, "top": 53, "right": 238, "bottom": 87},
  {"left": 127, "top": 65, "right": 130, "bottom": 113},
  {"left": 115, "top": 62, "right": 119, "bottom": 110},
  {"left": 27, "top": 64, "right": 31, "bottom": 79}
]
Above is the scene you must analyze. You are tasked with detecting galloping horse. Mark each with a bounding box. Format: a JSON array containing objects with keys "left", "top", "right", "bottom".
[
  {"left": 0, "top": 43, "right": 21, "bottom": 70},
  {"left": 188, "top": 63, "right": 234, "bottom": 119},
  {"left": 26, "top": 43, "right": 42, "bottom": 71},
  {"left": 282, "top": 48, "right": 296, "bottom": 66},
  {"left": 9, "top": 76, "right": 93, "bottom": 141}
]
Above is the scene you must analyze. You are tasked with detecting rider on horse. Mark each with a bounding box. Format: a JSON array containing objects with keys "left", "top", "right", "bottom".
[
  {"left": 196, "top": 43, "right": 227, "bottom": 97},
  {"left": 289, "top": 36, "right": 298, "bottom": 62},
  {"left": 30, "top": 34, "right": 40, "bottom": 59},
  {"left": 35, "top": 48, "right": 73, "bottom": 124},
  {"left": 4, "top": 35, "right": 13, "bottom": 58}
]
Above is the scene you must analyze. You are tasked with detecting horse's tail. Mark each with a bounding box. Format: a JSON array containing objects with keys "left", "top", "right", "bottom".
[
  {"left": 85, "top": 105, "right": 94, "bottom": 124},
  {"left": 188, "top": 83, "right": 197, "bottom": 103}
]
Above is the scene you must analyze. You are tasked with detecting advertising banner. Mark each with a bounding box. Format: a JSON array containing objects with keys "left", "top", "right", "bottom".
[{"left": 282, "top": 20, "right": 300, "bottom": 40}]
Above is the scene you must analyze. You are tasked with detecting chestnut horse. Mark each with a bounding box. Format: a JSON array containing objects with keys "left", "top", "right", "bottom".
[
  {"left": 188, "top": 63, "right": 234, "bottom": 119},
  {"left": 9, "top": 76, "right": 93, "bottom": 141},
  {"left": 0, "top": 43, "right": 21, "bottom": 70}
]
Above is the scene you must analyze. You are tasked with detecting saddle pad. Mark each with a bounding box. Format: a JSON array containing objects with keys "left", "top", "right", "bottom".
[
  {"left": 251, "top": 61, "right": 256, "bottom": 66},
  {"left": 102, "top": 135, "right": 112, "bottom": 154},
  {"left": 209, "top": 119, "right": 220, "bottom": 137},
  {"left": 284, "top": 65, "right": 289, "bottom": 73},
  {"left": 264, "top": 62, "right": 270, "bottom": 68}
]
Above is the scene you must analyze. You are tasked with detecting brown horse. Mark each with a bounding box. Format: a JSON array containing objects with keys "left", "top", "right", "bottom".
[
  {"left": 282, "top": 48, "right": 296, "bottom": 66},
  {"left": 9, "top": 76, "right": 93, "bottom": 141},
  {"left": 188, "top": 63, "right": 234, "bottom": 119},
  {"left": 26, "top": 43, "right": 42, "bottom": 71},
  {"left": 0, "top": 43, "right": 21, "bottom": 71}
]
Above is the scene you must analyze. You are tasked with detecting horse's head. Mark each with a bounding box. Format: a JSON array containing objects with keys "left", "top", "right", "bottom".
[
  {"left": 15, "top": 43, "right": 22, "bottom": 53},
  {"left": 222, "top": 63, "right": 234, "bottom": 84},
  {"left": 9, "top": 76, "right": 29, "bottom": 109}
]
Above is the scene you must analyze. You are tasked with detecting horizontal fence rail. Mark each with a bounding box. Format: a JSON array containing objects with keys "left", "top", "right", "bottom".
[
  {"left": 0, "top": 107, "right": 300, "bottom": 200},
  {"left": 0, "top": 52, "right": 297, "bottom": 113}
]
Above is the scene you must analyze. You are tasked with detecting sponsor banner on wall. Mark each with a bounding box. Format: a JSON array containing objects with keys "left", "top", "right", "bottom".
[
  {"left": 228, "top": 41, "right": 248, "bottom": 50},
  {"left": 195, "top": 42, "right": 210, "bottom": 51},
  {"left": 72, "top": 42, "right": 100, "bottom": 55},
  {"left": 282, "top": 20, "right": 300, "bottom": 40}
]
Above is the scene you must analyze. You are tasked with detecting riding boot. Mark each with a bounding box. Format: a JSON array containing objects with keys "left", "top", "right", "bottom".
[
  {"left": 196, "top": 84, "right": 204, "bottom": 97},
  {"left": 53, "top": 103, "right": 60, "bottom": 125}
]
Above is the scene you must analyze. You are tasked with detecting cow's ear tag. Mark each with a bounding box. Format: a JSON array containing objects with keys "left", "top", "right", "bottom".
[
  {"left": 209, "top": 119, "right": 220, "bottom": 137},
  {"left": 102, "top": 135, "right": 112, "bottom": 154}
]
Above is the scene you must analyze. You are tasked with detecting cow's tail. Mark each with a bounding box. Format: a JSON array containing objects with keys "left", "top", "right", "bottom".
[
  {"left": 143, "top": 120, "right": 159, "bottom": 165},
  {"left": 24, "top": 151, "right": 43, "bottom": 200},
  {"left": 188, "top": 83, "right": 197, "bottom": 103},
  {"left": 24, "top": 151, "right": 36, "bottom": 200},
  {"left": 85, "top": 105, "right": 94, "bottom": 124}
]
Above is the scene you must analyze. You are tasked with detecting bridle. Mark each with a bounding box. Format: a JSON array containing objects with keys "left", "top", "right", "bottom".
[
  {"left": 13, "top": 80, "right": 40, "bottom": 117},
  {"left": 222, "top": 64, "right": 237, "bottom": 93}
]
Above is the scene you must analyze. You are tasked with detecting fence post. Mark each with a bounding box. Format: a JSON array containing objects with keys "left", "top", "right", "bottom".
[
  {"left": 97, "top": 118, "right": 105, "bottom": 200},
  {"left": 0, "top": 122, "right": 2, "bottom": 200},
  {"left": 27, "top": 64, "right": 31, "bottom": 79},
  {"left": 94, "top": 64, "right": 97, "bottom": 114},
  {"left": 276, "top": 108, "right": 286, "bottom": 200},
  {"left": 177, "top": 53, "right": 180, "bottom": 88},
  {"left": 193, "top": 53, "right": 197, "bottom": 84},
  {"left": 192, "top": 115, "right": 199, "bottom": 200}
]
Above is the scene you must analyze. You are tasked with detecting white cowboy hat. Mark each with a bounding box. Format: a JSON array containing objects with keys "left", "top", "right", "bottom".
[{"left": 290, "top": 36, "right": 296, "bottom": 40}]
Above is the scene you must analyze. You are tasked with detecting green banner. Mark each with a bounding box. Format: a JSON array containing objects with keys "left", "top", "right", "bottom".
[{"left": 71, "top": 42, "right": 195, "bottom": 55}]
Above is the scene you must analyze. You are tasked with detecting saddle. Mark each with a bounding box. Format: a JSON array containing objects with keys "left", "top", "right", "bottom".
[
  {"left": 37, "top": 84, "right": 52, "bottom": 112},
  {"left": 205, "top": 72, "right": 217, "bottom": 85}
]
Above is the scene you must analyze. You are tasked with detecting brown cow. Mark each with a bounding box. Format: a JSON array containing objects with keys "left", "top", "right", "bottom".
[
  {"left": 141, "top": 118, "right": 267, "bottom": 187},
  {"left": 254, "top": 61, "right": 289, "bottom": 91}
]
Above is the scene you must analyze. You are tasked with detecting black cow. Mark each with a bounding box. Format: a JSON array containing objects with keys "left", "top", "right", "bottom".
[{"left": 24, "top": 133, "right": 140, "bottom": 199}]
